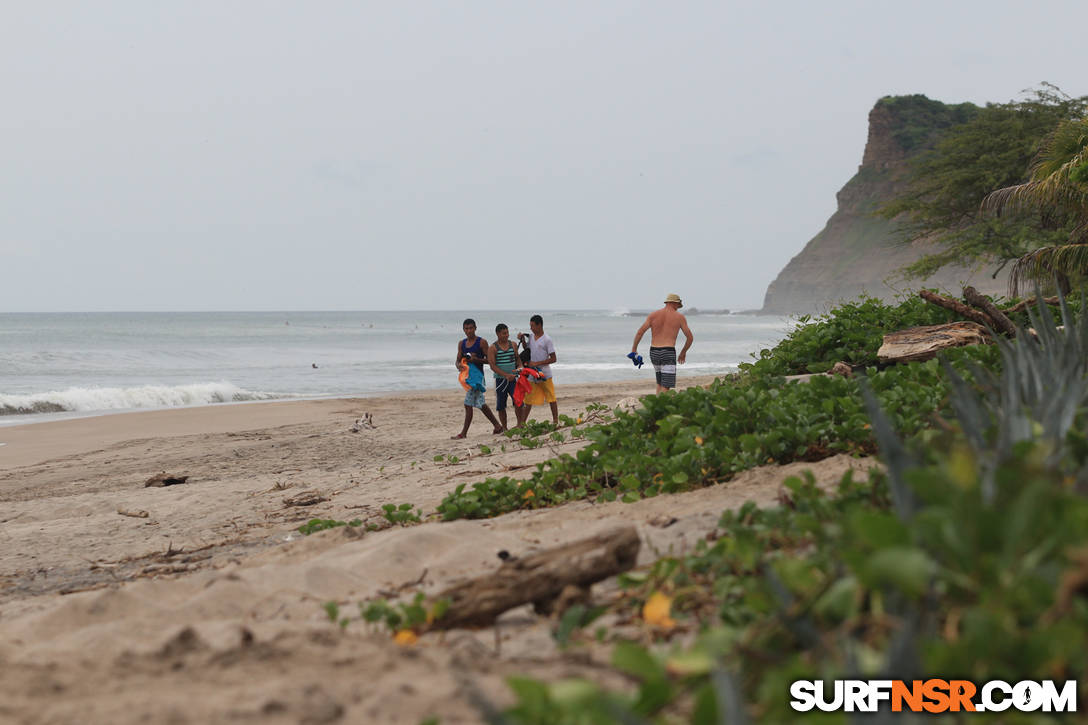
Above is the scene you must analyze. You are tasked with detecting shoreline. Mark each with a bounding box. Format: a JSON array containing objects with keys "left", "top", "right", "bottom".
[
  {"left": 0, "top": 376, "right": 720, "bottom": 471},
  {"left": 0, "top": 366, "right": 746, "bottom": 432},
  {"left": 0, "top": 370, "right": 667, "bottom": 432}
]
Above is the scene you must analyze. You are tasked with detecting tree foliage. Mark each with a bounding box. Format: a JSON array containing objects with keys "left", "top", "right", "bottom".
[
  {"left": 982, "top": 117, "right": 1088, "bottom": 294},
  {"left": 880, "top": 84, "right": 1088, "bottom": 281},
  {"left": 874, "top": 93, "right": 978, "bottom": 152}
]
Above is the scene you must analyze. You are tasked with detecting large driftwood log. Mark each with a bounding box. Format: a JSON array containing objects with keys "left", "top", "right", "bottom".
[
  {"left": 963, "top": 286, "right": 1017, "bottom": 338},
  {"left": 427, "top": 526, "right": 640, "bottom": 630},
  {"left": 918, "top": 290, "right": 994, "bottom": 328},
  {"left": 877, "top": 322, "right": 991, "bottom": 364}
]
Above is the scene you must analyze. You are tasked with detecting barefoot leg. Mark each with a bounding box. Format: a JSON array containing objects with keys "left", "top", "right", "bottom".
[
  {"left": 481, "top": 405, "right": 503, "bottom": 434},
  {"left": 454, "top": 405, "right": 473, "bottom": 438}
]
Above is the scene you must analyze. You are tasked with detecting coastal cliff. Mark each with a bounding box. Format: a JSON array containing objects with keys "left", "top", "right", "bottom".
[{"left": 761, "top": 96, "right": 1008, "bottom": 314}]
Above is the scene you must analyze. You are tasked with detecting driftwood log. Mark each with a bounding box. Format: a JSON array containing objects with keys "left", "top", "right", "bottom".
[
  {"left": 877, "top": 322, "right": 991, "bottom": 364},
  {"left": 963, "top": 286, "right": 1017, "bottom": 337},
  {"left": 427, "top": 526, "right": 640, "bottom": 630},
  {"left": 918, "top": 290, "right": 994, "bottom": 328}
]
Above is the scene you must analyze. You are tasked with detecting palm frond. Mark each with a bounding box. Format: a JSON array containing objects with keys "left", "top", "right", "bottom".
[
  {"left": 1071, "top": 217, "right": 1088, "bottom": 242},
  {"left": 1008, "top": 244, "right": 1088, "bottom": 296},
  {"left": 1030, "top": 119, "right": 1088, "bottom": 179},
  {"left": 981, "top": 182, "right": 1036, "bottom": 218},
  {"left": 981, "top": 117, "right": 1088, "bottom": 222},
  {"left": 982, "top": 161, "right": 1088, "bottom": 219}
]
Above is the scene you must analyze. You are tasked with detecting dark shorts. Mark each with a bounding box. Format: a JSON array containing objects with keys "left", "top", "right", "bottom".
[
  {"left": 650, "top": 346, "right": 677, "bottom": 389},
  {"left": 494, "top": 375, "right": 518, "bottom": 410}
]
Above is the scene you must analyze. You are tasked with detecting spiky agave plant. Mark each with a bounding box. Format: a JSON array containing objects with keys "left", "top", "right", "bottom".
[
  {"left": 982, "top": 118, "right": 1088, "bottom": 296},
  {"left": 938, "top": 288, "right": 1088, "bottom": 500},
  {"left": 851, "top": 290, "right": 1088, "bottom": 704}
]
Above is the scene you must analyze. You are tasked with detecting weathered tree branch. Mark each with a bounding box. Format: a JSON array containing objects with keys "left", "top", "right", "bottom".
[
  {"left": 1000, "top": 296, "right": 1060, "bottom": 314},
  {"left": 963, "top": 286, "right": 1017, "bottom": 337},
  {"left": 427, "top": 526, "right": 640, "bottom": 630},
  {"left": 918, "top": 290, "right": 995, "bottom": 328}
]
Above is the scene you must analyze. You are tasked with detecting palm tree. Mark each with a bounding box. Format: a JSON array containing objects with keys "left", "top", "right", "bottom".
[{"left": 982, "top": 118, "right": 1088, "bottom": 295}]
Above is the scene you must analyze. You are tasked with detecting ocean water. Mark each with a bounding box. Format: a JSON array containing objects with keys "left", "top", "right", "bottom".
[{"left": 0, "top": 310, "right": 790, "bottom": 426}]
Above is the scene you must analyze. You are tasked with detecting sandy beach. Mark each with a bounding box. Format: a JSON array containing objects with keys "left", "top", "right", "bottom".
[{"left": 0, "top": 377, "right": 869, "bottom": 724}]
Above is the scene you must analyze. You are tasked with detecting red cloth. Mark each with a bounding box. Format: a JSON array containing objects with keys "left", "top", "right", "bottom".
[{"left": 513, "top": 367, "right": 546, "bottom": 407}]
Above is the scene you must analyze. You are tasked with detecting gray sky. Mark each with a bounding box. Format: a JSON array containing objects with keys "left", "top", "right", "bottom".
[{"left": 3, "top": 1, "right": 1086, "bottom": 312}]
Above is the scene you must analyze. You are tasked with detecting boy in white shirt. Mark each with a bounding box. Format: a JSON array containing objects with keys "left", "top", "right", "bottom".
[{"left": 517, "top": 314, "right": 559, "bottom": 427}]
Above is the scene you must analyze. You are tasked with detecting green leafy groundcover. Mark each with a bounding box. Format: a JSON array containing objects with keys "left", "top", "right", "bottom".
[
  {"left": 742, "top": 293, "right": 1079, "bottom": 377},
  {"left": 492, "top": 295, "right": 1088, "bottom": 724},
  {"left": 741, "top": 294, "right": 962, "bottom": 376},
  {"left": 435, "top": 344, "right": 1000, "bottom": 521},
  {"left": 501, "top": 459, "right": 1088, "bottom": 724}
]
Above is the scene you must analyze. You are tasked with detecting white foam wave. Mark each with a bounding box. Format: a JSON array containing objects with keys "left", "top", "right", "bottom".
[{"left": 0, "top": 382, "right": 285, "bottom": 416}]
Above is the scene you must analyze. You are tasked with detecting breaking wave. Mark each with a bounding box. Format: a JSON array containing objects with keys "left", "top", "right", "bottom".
[{"left": 0, "top": 382, "right": 285, "bottom": 417}]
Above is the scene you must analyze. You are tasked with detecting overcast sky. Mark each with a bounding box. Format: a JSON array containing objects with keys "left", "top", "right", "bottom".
[{"left": 3, "top": 2, "right": 1086, "bottom": 312}]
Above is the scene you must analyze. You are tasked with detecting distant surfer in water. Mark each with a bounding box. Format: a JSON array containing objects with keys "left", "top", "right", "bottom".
[
  {"left": 453, "top": 318, "right": 503, "bottom": 439},
  {"left": 631, "top": 293, "right": 694, "bottom": 393}
]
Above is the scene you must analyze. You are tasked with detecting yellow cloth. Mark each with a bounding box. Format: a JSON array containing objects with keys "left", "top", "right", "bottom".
[{"left": 523, "top": 377, "right": 556, "bottom": 405}]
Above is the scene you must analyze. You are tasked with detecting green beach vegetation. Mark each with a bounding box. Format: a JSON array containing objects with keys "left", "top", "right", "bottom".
[
  {"left": 434, "top": 295, "right": 1001, "bottom": 522},
  {"left": 479, "top": 293, "right": 1087, "bottom": 724},
  {"left": 361, "top": 288, "right": 1083, "bottom": 723}
]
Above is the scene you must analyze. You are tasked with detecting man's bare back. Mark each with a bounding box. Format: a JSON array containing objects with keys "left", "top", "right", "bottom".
[
  {"left": 631, "top": 297, "right": 694, "bottom": 392},
  {"left": 643, "top": 307, "right": 687, "bottom": 348}
]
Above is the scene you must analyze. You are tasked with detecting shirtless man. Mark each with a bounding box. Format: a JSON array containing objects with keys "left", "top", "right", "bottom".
[{"left": 631, "top": 293, "right": 694, "bottom": 393}]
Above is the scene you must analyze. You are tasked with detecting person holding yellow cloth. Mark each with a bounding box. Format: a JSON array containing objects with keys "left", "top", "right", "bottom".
[{"left": 517, "top": 314, "right": 559, "bottom": 427}]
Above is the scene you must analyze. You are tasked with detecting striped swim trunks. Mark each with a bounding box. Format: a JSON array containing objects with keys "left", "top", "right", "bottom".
[{"left": 650, "top": 346, "right": 677, "bottom": 389}]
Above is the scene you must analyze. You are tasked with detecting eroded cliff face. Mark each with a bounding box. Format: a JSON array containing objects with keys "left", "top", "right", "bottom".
[{"left": 761, "top": 102, "right": 1006, "bottom": 314}]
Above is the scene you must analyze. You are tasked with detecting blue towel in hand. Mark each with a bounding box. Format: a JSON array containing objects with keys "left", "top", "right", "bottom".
[
  {"left": 627, "top": 352, "right": 644, "bottom": 369},
  {"left": 466, "top": 363, "right": 486, "bottom": 391}
]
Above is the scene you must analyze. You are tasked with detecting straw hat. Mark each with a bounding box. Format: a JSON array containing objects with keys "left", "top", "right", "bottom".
[{"left": 664, "top": 293, "right": 683, "bottom": 308}]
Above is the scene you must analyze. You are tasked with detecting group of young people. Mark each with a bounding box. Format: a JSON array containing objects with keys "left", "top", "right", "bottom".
[
  {"left": 452, "top": 314, "right": 559, "bottom": 439},
  {"left": 452, "top": 294, "right": 694, "bottom": 439}
]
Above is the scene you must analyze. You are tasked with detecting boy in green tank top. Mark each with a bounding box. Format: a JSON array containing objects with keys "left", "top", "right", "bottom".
[{"left": 487, "top": 323, "right": 522, "bottom": 431}]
